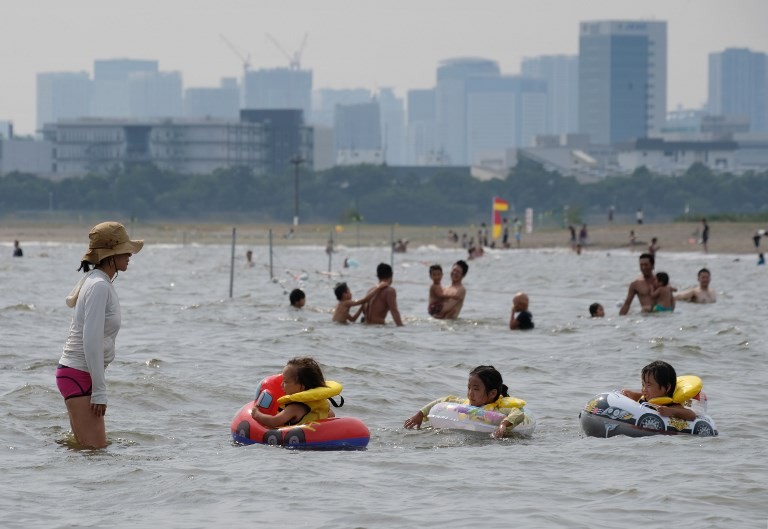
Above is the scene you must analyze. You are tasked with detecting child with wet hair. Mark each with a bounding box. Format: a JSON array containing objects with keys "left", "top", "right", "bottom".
[
  {"left": 251, "top": 357, "right": 335, "bottom": 427},
  {"left": 332, "top": 281, "right": 385, "bottom": 323},
  {"left": 403, "top": 365, "right": 532, "bottom": 438},
  {"left": 621, "top": 360, "right": 696, "bottom": 420},
  {"left": 652, "top": 272, "right": 675, "bottom": 312}
]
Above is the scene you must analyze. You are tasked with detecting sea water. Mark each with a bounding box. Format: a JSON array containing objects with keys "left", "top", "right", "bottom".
[{"left": 1, "top": 241, "right": 766, "bottom": 528}]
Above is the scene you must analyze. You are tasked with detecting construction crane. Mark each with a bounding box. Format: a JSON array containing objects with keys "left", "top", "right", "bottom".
[
  {"left": 265, "top": 32, "right": 308, "bottom": 70},
  {"left": 219, "top": 34, "right": 252, "bottom": 77}
]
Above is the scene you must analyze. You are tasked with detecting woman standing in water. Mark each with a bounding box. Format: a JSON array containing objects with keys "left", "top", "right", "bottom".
[{"left": 56, "top": 222, "right": 143, "bottom": 448}]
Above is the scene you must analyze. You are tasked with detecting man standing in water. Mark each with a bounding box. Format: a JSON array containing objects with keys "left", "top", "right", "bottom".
[
  {"left": 619, "top": 253, "right": 657, "bottom": 315},
  {"left": 675, "top": 268, "right": 716, "bottom": 304},
  {"left": 362, "top": 263, "right": 404, "bottom": 326},
  {"left": 435, "top": 260, "right": 469, "bottom": 320}
]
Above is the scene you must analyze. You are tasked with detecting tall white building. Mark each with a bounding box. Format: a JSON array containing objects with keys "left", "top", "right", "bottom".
[
  {"left": 578, "top": 20, "right": 667, "bottom": 145},
  {"left": 378, "top": 88, "right": 405, "bottom": 165},
  {"left": 521, "top": 55, "right": 579, "bottom": 135},
  {"left": 406, "top": 88, "right": 437, "bottom": 165},
  {"left": 36, "top": 72, "right": 91, "bottom": 132}
]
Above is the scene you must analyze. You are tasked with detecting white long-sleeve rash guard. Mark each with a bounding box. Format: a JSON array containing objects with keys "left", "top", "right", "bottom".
[{"left": 60, "top": 269, "right": 121, "bottom": 405}]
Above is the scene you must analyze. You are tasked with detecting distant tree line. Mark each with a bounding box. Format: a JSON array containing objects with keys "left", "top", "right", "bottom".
[{"left": 1, "top": 161, "right": 768, "bottom": 225}]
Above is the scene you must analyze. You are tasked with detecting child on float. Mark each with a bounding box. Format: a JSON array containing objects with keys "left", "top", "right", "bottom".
[
  {"left": 403, "top": 365, "right": 532, "bottom": 438},
  {"left": 251, "top": 357, "right": 336, "bottom": 427},
  {"left": 621, "top": 360, "right": 696, "bottom": 420}
]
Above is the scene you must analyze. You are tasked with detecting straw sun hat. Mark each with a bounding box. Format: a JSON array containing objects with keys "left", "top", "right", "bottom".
[{"left": 82, "top": 221, "right": 144, "bottom": 264}]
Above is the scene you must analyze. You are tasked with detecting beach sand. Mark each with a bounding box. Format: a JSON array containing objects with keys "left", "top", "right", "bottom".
[{"left": 0, "top": 219, "right": 764, "bottom": 255}]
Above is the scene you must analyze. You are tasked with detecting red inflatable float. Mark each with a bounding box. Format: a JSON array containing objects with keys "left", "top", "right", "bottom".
[{"left": 230, "top": 374, "right": 370, "bottom": 450}]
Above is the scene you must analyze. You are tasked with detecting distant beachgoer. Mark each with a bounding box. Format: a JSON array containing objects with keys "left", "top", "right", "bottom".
[
  {"left": 245, "top": 250, "right": 254, "bottom": 267},
  {"left": 619, "top": 252, "right": 656, "bottom": 315},
  {"left": 753, "top": 230, "right": 763, "bottom": 248},
  {"left": 284, "top": 228, "right": 295, "bottom": 239},
  {"left": 648, "top": 237, "right": 659, "bottom": 258},
  {"left": 481, "top": 223, "right": 489, "bottom": 247},
  {"left": 636, "top": 208, "right": 644, "bottom": 225},
  {"left": 568, "top": 225, "right": 577, "bottom": 250},
  {"left": 393, "top": 239, "right": 409, "bottom": 253},
  {"left": 434, "top": 260, "right": 468, "bottom": 320},
  {"left": 461, "top": 233, "right": 468, "bottom": 249},
  {"left": 675, "top": 268, "right": 716, "bottom": 304},
  {"left": 289, "top": 288, "right": 306, "bottom": 309},
  {"left": 629, "top": 230, "right": 637, "bottom": 251},
  {"left": 325, "top": 239, "right": 334, "bottom": 256},
  {"left": 361, "top": 263, "right": 403, "bottom": 326},
  {"left": 468, "top": 245, "right": 484, "bottom": 260},
  {"left": 651, "top": 272, "right": 675, "bottom": 312},
  {"left": 758, "top": 253, "right": 765, "bottom": 265},
  {"left": 13, "top": 240, "right": 23, "bottom": 257},
  {"left": 589, "top": 303, "right": 605, "bottom": 318},
  {"left": 578, "top": 224, "right": 588, "bottom": 246},
  {"left": 701, "top": 218, "right": 709, "bottom": 253},
  {"left": 608, "top": 206, "right": 614, "bottom": 222},
  {"left": 58, "top": 221, "right": 144, "bottom": 448},
  {"left": 509, "top": 292, "right": 534, "bottom": 330},
  {"left": 514, "top": 218, "right": 522, "bottom": 248},
  {"left": 332, "top": 281, "right": 384, "bottom": 324},
  {"left": 502, "top": 218, "right": 510, "bottom": 248}
]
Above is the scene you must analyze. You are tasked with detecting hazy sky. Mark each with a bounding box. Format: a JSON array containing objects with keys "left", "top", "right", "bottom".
[{"left": 2, "top": 0, "right": 766, "bottom": 135}]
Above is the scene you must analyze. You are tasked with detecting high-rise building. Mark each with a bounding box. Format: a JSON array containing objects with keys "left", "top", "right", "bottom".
[
  {"left": 334, "top": 101, "right": 381, "bottom": 164},
  {"left": 436, "top": 58, "right": 500, "bottom": 164},
  {"left": 465, "top": 76, "right": 548, "bottom": 162},
  {"left": 36, "top": 72, "right": 91, "bottom": 131},
  {"left": 378, "top": 88, "right": 405, "bottom": 165},
  {"left": 129, "top": 71, "right": 183, "bottom": 118},
  {"left": 708, "top": 48, "right": 768, "bottom": 132},
  {"left": 184, "top": 79, "right": 240, "bottom": 120},
  {"left": 91, "top": 59, "right": 159, "bottom": 118},
  {"left": 521, "top": 55, "right": 579, "bottom": 135},
  {"left": 243, "top": 68, "right": 312, "bottom": 120},
  {"left": 406, "top": 88, "right": 436, "bottom": 164},
  {"left": 240, "top": 109, "right": 312, "bottom": 175},
  {"left": 578, "top": 20, "right": 667, "bottom": 145},
  {"left": 310, "top": 88, "right": 371, "bottom": 127}
]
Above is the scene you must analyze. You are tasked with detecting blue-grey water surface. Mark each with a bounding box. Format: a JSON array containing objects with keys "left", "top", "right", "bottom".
[{"left": 1, "top": 240, "right": 766, "bottom": 528}]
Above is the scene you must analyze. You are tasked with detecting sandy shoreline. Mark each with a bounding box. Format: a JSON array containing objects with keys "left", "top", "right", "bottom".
[{"left": 1, "top": 220, "right": 764, "bottom": 255}]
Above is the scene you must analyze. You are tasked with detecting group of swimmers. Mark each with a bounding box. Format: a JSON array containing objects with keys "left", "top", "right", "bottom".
[{"left": 253, "top": 357, "right": 696, "bottom": 436}]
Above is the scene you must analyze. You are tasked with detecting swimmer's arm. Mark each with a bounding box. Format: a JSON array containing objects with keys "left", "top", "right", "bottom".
[
  {"left": 674, "top": 288, "right": 695, "bottom": 301},
  {"left": 493, "top": 407, "right": 524, "bottom": 438},
  {"left": 251, "top": 402, "right": 306, "bottom": 427},
  {"left": 621, "top": 389, "right": 642, "bottom": 401},
  {"left": 656, "top": 403, "right": 696, "bottom": 421},
  {"left": 619, "top": 284, "right": 637, "bottom": 315},
  {"left": 388, "top": 290, "right": 404, "bottom": 326},
  {"left": 404, "top": 396, "right": 453, "bottom": 428},
  {"left": 349, "top": 282, "right": 387, "bottom": 308},
  {"left": 349, "top": 306, "right": 363, "bottom": 322}
]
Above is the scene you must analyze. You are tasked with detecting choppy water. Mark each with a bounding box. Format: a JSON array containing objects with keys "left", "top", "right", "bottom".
[{"left": 1, "top": 240, "right": 766, "bottom": 528}]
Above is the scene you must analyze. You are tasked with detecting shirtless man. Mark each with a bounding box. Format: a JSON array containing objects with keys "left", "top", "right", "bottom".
[
  {"left": 619, "top": 253, "right": 657, "bottom": 315},
  {"left": 362, "top": 263, "right": 404, "bottom": 326},
  {"left": 434, "top": 260, "right": 468, "bottom": 320},
  {"left": 675, "top": 268, "right": 716, "bottom": 304}
]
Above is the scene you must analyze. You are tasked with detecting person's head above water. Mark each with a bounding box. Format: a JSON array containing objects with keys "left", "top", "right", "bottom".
[
  {"left": 655, "top": 271, "right": 669, "bottom": 286},
  {"left": 641, "top": 360, "right": 677, "bottom": 400},
  {"left": 589, "top": 302, "right": 605, "bottom": 317},
  {"left": 289, "top": 288, "right": 306, "bottom": 308},
  {"left": 376, "top": 262, "right": 393, "bottom": 281},
  {"left": 333, "top": 282, "right": 349, "bottom": 301},
  {"left": 638, "top": 252, "right": 655, "bottom": 277},
  {"left": 467, "top": 365, "right": 509, "bottom": 407}
]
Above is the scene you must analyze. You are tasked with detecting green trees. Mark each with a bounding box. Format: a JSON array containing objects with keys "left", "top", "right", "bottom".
[{"left": 2, "top": 162, "right": 768, "bottom": 224}]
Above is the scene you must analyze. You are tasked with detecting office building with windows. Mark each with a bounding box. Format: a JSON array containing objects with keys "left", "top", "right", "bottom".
[
  {"left": 708, "top": 48, "right": 768, "bottom": 132},
  {"left": 36, "top": 72, "right": 92, "bottom": 132},
  {"left": 578, "top": 20, "right": 667, "bottom": 145},
  {"left": 243, "top": 68, "right": 312, "bottom": 120}
]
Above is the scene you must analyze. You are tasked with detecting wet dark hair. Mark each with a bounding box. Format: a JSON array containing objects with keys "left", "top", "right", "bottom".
[
  {"left": 333, "top": 282, "right": 348, "bottom": 301},
  {"left": 698, "top": 268, "right": 710, "bottom": 278},
  {"left": 429, "top": 264, "right": 442, "bottom": 275},
  {"left": 589, "top": 302, "right": 602, "bottom": 316},
  {"left": 655, "top": 272, "right": 669, "bottom": 286},
  {"left": 469, "top": 365, "right": 509, "bottom": 400},
  {"left": 377, "top": 262, "right": 393, "bottom": 280},
  {"left": 289, "top": 288, "right": 305, "bottom": 306},
  {"left": 454, "top": 260, "right": 469, "bottom": 277},
  {"left": 642, "top": 360, "right": 677, "bottom": 397},
  {"left": 639, "top": 252, "right": 655, "bottom": 267},
  {"left": 286, "top": 357, "right": 326, "bottom": 390}
]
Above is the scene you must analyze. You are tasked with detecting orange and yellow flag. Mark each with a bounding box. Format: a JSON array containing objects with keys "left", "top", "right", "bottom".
[{"left": 492, "top": 197, "right": 509, "bottom": 239}]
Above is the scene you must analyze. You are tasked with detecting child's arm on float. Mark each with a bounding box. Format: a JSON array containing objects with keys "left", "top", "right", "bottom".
[
  {"left": 403, "top": 396, "right": 452, "bottom": 429},
  {"left": 621, "top": 389, "right": 643, "bottom": 401},
  {"left": 656, "top": 403, "right": 696, "bottom": 421},
  {"left": 492, "top": 407, "right": 524, "bottom": 438},
  {"left": 251, "top": 402, "right": 306, "bottom": 427}
]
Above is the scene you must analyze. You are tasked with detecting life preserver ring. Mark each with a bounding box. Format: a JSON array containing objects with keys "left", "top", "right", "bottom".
[
  {"left": 579, "top": 390, "right": 717, "bottom": 438},
  {"left": 231, "top": 374, "right": 369, "bottom": 450},
  {"left": 427, "top": 402, "right": 536, "bottom": 437}
]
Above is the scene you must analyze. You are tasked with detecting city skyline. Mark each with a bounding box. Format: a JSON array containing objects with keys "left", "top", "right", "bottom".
[{"left": 2, "top": 0, "right": 766, "bottom": 135}]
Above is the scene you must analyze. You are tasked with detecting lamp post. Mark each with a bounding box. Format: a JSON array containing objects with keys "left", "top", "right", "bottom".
[{"left": 290, "top": 154, "right": 305, "bottom": 226}]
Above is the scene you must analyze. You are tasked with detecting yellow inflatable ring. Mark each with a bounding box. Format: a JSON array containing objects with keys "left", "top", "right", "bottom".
[
  {"left": 277, "top": 380, "right": 343, "bottom": 405},
  {"left": 647, "top": 375, "right": 702, "bottom": 405}
]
